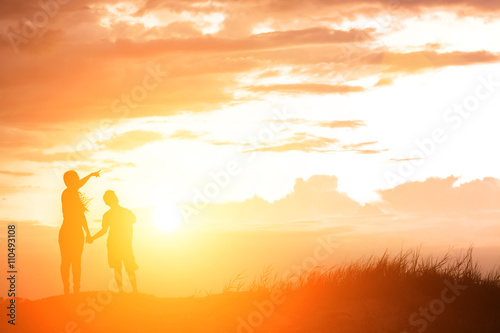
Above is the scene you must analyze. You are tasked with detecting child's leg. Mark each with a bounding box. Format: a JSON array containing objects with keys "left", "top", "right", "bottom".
[
  {"left": 127, "top": 271, "right": 138, "bottom": 292},
  {"left": 114, "top": 268, "right": 123, "bottom": 292}
]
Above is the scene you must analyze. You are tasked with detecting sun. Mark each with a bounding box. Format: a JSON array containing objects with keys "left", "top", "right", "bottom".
[{"left": 153, "top": 203, "right": 182, "bottom": 232}]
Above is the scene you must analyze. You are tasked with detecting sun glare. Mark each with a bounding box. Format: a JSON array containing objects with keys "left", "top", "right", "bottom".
[{"left": 153, "top": 203, "right": 182, "bottom": 232}]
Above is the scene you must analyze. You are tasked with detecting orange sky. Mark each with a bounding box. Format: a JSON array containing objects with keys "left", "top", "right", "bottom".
[{"left": 1, "top": 0, "right": 500, "bottom": 298}]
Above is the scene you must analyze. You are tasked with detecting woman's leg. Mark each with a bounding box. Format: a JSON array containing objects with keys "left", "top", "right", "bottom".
[
  {"left": 72, "top": 257, "right": 81, "bottom": 293},
  {"left": 59, "top": 229, "right": 70, "bottom": 294},
  {"left": 60, "top": 255, "right": 70, "bottom": 294},
  {"left": 71, "top": 230, "right": 85, "bottom": 293}
]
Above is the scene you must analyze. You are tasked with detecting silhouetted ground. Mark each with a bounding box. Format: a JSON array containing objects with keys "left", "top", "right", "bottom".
[{"left": 2, "top": 249, "right": 500, "bottom": 332}]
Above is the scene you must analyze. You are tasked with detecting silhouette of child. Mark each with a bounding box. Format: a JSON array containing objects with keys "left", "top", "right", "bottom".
[{"left": 89, "top": 190, "right": 138, "bottom": 292}]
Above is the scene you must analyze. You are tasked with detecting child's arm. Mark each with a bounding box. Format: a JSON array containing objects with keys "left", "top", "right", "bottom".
[
  {"left": 77, "top": 170, "right": 101, "bottom": 189},
  {"left": 90, "top": 214, "right": 110, "bottom": 243},
  {"left": 91, "top": 225, "right": 109, "bottom": 242}
]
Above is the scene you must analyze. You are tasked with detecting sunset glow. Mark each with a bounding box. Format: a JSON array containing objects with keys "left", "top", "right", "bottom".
[
  {"left": 0, "top": 1, "right": 500, "bottom": 331},
  {"left": 153, "top": 203, "right": 182, "bottom": 232}
]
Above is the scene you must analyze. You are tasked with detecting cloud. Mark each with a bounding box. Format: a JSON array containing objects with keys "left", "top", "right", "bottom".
[
  {"left": 363, "top": 51, "right": 500, "bottom": 74},
  {"left": 102, "top": 159, "right": 136, "bottom": 168},
  {"left": 98, "top": 27, "right": 373, "bottom": 57},
  {"left": 167, "top": 130, "right": 205, "bottom": 140},
  {"left": 0, "top": 170, "right": 34, "bottom": 177},
  {"left": 0, "top": 9, "right": 497, "bottom": 131},
  {"left": 207, "top": 140, "right": 239, "bottom": 146},
  {"left": 194, "top": 175, "right": 381, "bottom": 223},
  {"left": 17, "top": 150, "right": 94, "bottom": 163},
  {"left": 341, "top": 141, "right": 387, "bottom": 154},
  {"left": 0, "top": 126, "right": 64, "bottom": 150},
  {"left": 0, "top": 185, "right": 37, "bottom": 195},
  {"left": 203, "top": 124, "right": 379, "bottom": 153},
  {"left": 100, "top": 130, "right": 164, "bottom": 151},
  {"left": 342, "top": 141, "right": 378, "bottom": 149},
  {"left": 0, "top": 0, "right": 498, "bottom": 166},
  {"left": 75, "top": 160, "right": 136, "bottom": 174},
  {"left": 242, "top": 133, "right": 385, "bottom": 154},
  {"left": 248, "top": 83, "right": 365, "bottom": 95},
  {"left": 187, "top": 175, "right": 500, "bottom": 225},
  {"left": 135, "top": 0, "right": 500, "bottom": 21},
  {"left": 378, "top": 176, "right": 500, "bottom": 216},
  {"left": 266, "top": 118, "right": 366, "bottom": 129},
  {"left": 317, "top": 120, "right": 366, "bottom": 129},
  {"left": 107, "top": 177, "right": 123, "bottom": 181},
  {"left": 355, "top": 149, "right": 387, "bottom": 154},
  {"left": 243, "top": 132, "right": 339, "bottom": 153},
  {"left": 388, "top": 158, "right": 424, "bottom": 162},
  {"left": 374, "top": 77, "right": 394, "bottom": 87}
]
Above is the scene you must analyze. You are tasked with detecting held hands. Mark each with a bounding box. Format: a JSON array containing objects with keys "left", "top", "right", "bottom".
[{"left": 86, "top": 235, "right": 94, "bottom": 244}]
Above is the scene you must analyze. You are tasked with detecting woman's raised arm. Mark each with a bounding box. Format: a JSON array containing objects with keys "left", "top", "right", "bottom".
[{"left": 77, "top": 170, "right": 101, "bottom": 189}]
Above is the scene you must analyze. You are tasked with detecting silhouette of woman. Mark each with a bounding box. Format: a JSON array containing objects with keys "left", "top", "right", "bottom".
[{"left": 59, "top": 170, "right": 100, "bottom": 294}]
